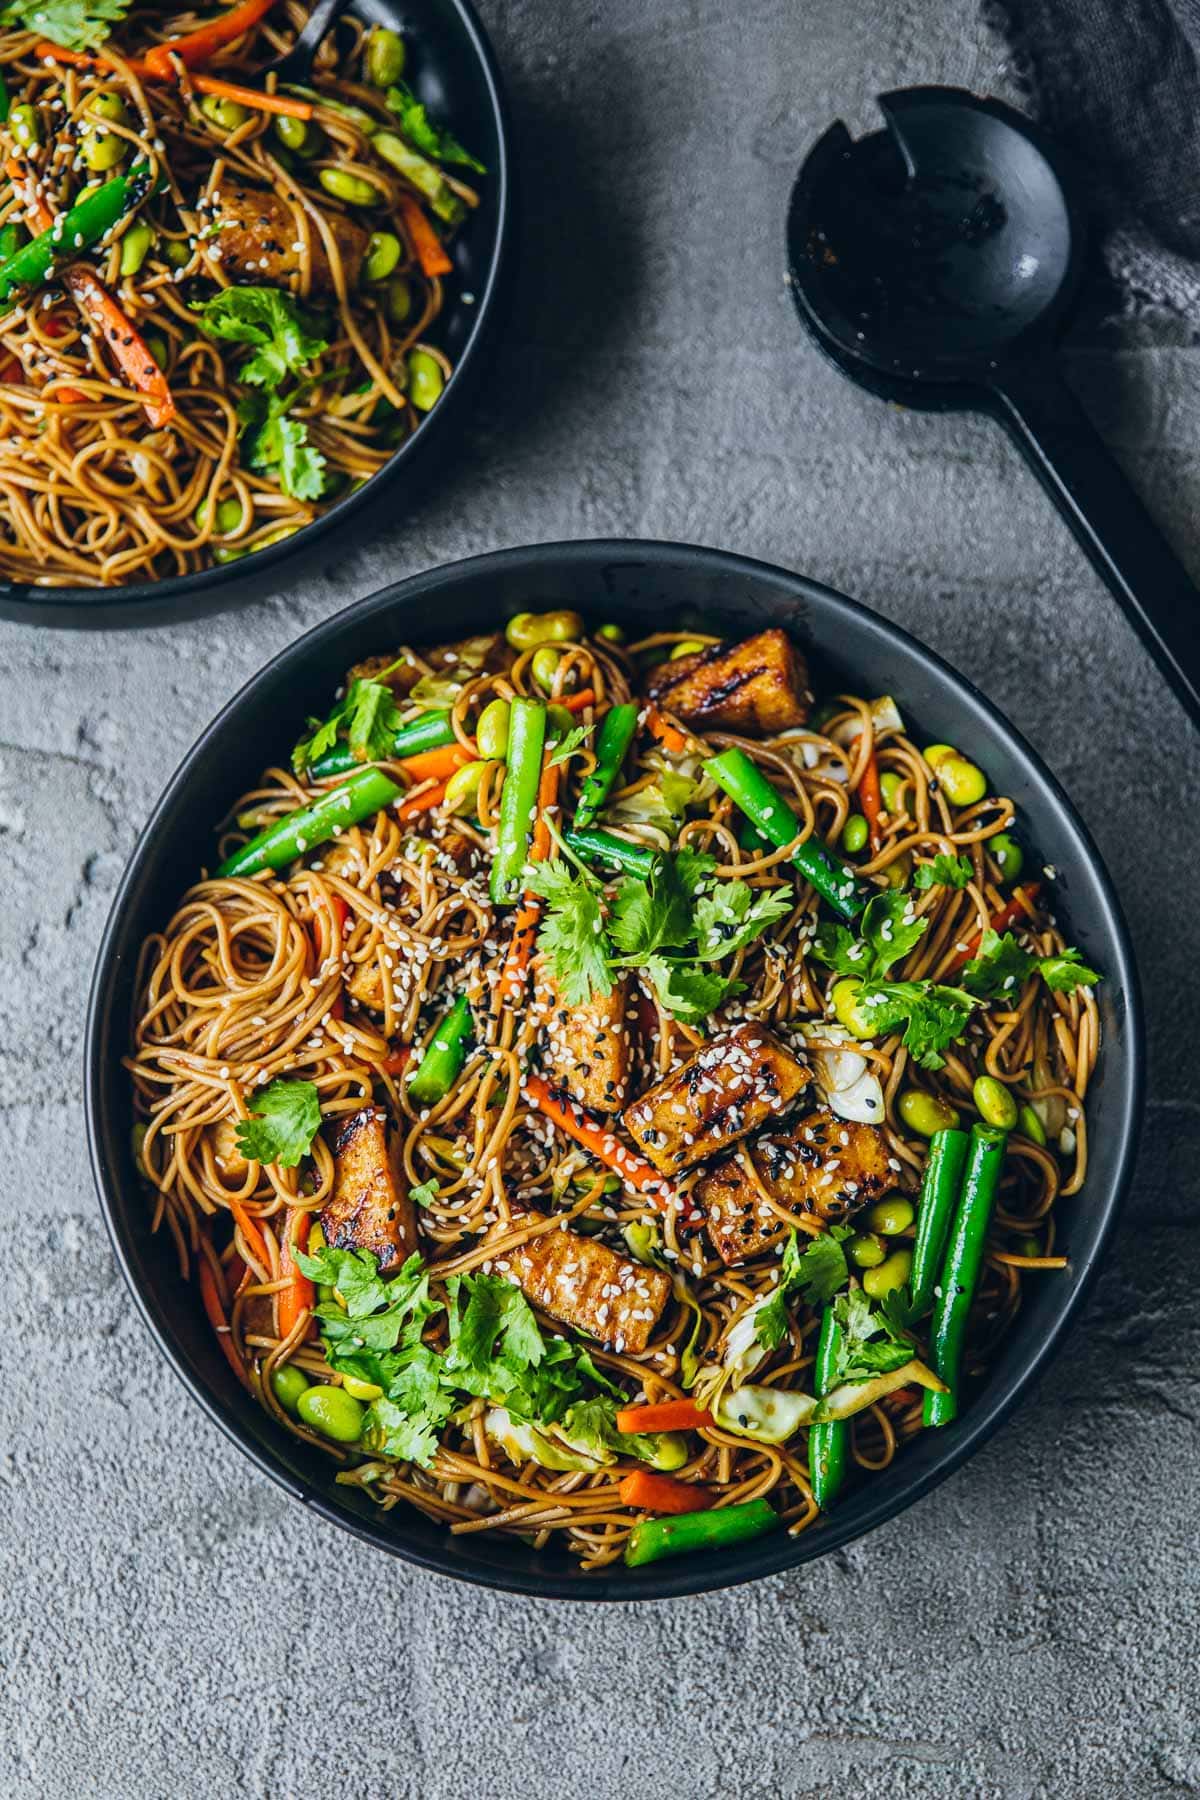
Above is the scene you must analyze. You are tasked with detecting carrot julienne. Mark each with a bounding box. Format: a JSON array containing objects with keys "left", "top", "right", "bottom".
[
  {"left": 522, "top": 1075, "right": 698, "bottom": 1222},
  {"left": 396, "top": 191, "right": 453, "bottom": 277},
  {"left": 614, "top": 1399, "right": 713, "bottom": 1435},
  {"left": 945, "top": 882, "right": 1042, "bottom": 975},
  {"left": 618, "top": 1469, "right": 712, "bottom": 1515}
]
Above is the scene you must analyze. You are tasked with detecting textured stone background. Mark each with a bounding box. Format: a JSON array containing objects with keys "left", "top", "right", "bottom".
[{"left": 3, "top": 1, "right": 1198, "bottom": 1796}]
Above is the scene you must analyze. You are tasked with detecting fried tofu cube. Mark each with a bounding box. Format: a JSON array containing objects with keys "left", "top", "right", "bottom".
[
  {"left": 696, "top": 1104, "right": 893, "bottom": 1265},
  {"left": 213, "top": 185, "right": 368, "bottom": 293},
  {"left": 646, "top": 628, "right": 811, "bottom": 736},
  {"left": 346, "top": 955, "right": 387, "bottom": 1014},
  {"left": 621, "top": 1023, "right": 811, "bottom": 1175},
  {"left": 320, "top": 1107, "right": 417, "bottom": 1273},
  {"left": 210, "top": 1117, "right": 251, "bottom": 1178},
  {"left": 540, "top": 969, "right": 633, "bottom": 1113},
  {"left": 496, "top": 1213, "right": 671, "bottom": 1353}
]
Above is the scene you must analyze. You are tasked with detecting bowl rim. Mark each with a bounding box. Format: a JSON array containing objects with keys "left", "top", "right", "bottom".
[
  {"left": 85, "top": 537, "right": 1145, "bottom": 1599},
  {"left": 0, "top": 0, "right": 513, "bottom": 619}
]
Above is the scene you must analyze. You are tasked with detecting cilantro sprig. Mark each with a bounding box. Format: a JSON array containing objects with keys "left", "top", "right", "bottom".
[
  {"left": 233, "top": 1078, "right": 321, "bottom": 1168},
  {"left": 526, "top": 847, "right": 792, "bottom": 1023},
  {"left": 912, "top": 853, "right": 973, "bottom": 891},
  {"left": 193, "top": 287, "right": 330, "bottom": 500},
  {"left": 962, "top": 929, "right": 1099, "bottom": 1000},
  {"left": 386, "top": 78, "right": 486, "bottom": 173},
  {"left": 0, "top": 0, "right": 131, "bottom": 50},
  {"left": 830, "top": 1286, "right": 915, "bottom": 1384},
  {"left": 293, "top": 667, "right": 403, "bottom": 775},
  {"left": 755, "top": 1228, "right": 851, "bottom": 1351}
]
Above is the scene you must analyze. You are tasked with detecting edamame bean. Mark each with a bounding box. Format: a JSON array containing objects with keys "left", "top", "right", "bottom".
[
  {"left": 847, "top": 1231, "right": 885, "bottom": 1269},
  {"left": 406, "top": 348, "right": 444, "bottom": 411},
  {"left": 596, "top": 622, "right": 625, "bottom": 644},
  {"left": 201, "top": 92, "right": 251, "bottom": 131},
  {"left": 505, "top": 609, "right": 585, "bottom": 650},
  {"left": 119, "top": 220, "right": 155, "bottom": 276},
  {"left": 444, "top": 760, "right": 489, "bottom": 814},
  {"left": 364, "top": 229, "right": 401, "bottom": 282},
  {"left": 296, "top": 1383, "right": 365, "bottom": 1442},
  {"left": 531, "top": 646, "right": 561, "bottom": 692},
  {"left": 81, "top": 129, "right": 127, "bottom": 171},
  {"left": 546, "top": 704, "right": 574, "bottom": 738},
  {"left": 880, "top": 770, "right": 904, "bottom": 812},
  {"left": 366, "top": 24, "right": 406, "bottom": 88},
  {"left": 866, "top": 1196, "right": 915, "bottom": 1236},
  {"left": 989, "top": 831, "right": 1024, "bottom": 882},
  {"left": 476, "top": 698, "right": 510, "bottom": 760},
  {"left": 841, "top": 813, "right": 869, "bottom": 854},
  {"left": 163, "top": 239, "right": 191, "bottom": 268},
  {"left": 938, "top": 756, "right": 988, "bottom": 808},
  {"left": 385, "top": 274, "right": 412, "bottom": 323},
  {"left": 897, "top": 1088, "right": 960, "bottom": 1137},
  {"left": 923, "top": 743, "right": 955, "bottom": 771},
  {"left": 10, "top": 103, "right": 40, "bottom": 149},
  {"left": 194, "top": 495, "right": 245, "bottom": 534},
  {"left": 319, "top": 167, "right": 382, "bottom": 207},
  {"left": 670, "top": 638, "right": 705, "bottom": 659},
  {"left": 274, "top": 112, "right": 315, "bottom": 152},
  {"left": 881, "top": 851, "right": 911, "bottom": 888},
  {"left": 1017, "top": 1102, "right": 1046, "bottom": 1146},
  {"left": 830, "top": 977, "right": 875, "bottom": 1039},
  {"left": 341, "top": 1373, "right": 384, "bottom": 1401},
  {"left": 143, "top": 332, "right": 168, "bottom": 368},
  {"left": 270, "top": 1363, "right": 311, "bottom": 1417},
  {"left": 862, "top": 1247, "right": 912, "bottom": 1300},
  {"left": 1014, "top": 1234, "right": 1041, "bottom": 1258},
  {"left": 973, "top": 1073, "right": 1018, "bottom": 1130}
]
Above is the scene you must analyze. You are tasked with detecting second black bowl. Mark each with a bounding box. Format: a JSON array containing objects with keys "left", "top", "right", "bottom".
[{"left": 85, "top": 539, "right": 1144, "bottom": 1598}]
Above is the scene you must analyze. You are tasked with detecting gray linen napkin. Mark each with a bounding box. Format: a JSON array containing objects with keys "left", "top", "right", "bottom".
[{"left": 991, "top": 0, "right": 1200, "bottom": 316}]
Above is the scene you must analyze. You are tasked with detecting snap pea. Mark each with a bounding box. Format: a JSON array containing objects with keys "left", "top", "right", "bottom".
[
  {"left": 907, "top": 1127, "right": 970, "bottom": 1321},
  {"left": 0, "top": 222, "right": 26, "bottom": 263},
  {"left": 217, "top": 765, "right": 402, "bottom": 877},
  {"left": 490, "top": 697, "right": 547, "bottom": 904},
  {"left": 924, "top": 1125, "right": 1008, "bottom": 1426},
  {"left": 564, "top": 827, "right": 661, "bottom": 882},
  {"left": 310, "top": 707, "right": 456, "bottom": 779},
  {"left": 809, "top": 1306, "right": 846, "bottom": 1510},
  {"left": 0, "top": 161, "right": 151, "bottom": 303},
  {"left": 407, "top": 994, "right": 473, "bottom": 1106},
  {"left": 372, "top": 128, "right": 466, "bottom": 225},
  {"left": 575, "top": 702, "right": 638, "bottom": 828},
  {"left": 705, "top": 747, "right": 864, "bottom": 919},
  {"left": 623, "top": 1498, "right": 779, "bottom": 1567}
]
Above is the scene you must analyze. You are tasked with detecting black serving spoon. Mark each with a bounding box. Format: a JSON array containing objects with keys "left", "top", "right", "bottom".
[
  {"left": 787, "top": 85, "right": 1200, "bottom": 729},
  {"left": 267, "top": 0, "right": 356, "bottom": 83}
]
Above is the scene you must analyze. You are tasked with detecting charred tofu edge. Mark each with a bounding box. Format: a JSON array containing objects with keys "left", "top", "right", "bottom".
[
  {"left": 621, "top": 1024, "right": 811, "bottom": 1175},
  {"left": 494, "top": 1211, "right": 672, "bottom": 1353}
]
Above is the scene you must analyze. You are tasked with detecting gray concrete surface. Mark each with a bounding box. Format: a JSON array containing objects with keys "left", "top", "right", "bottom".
[{"left": 2, "top": 1, "right": 1198, "bottom": 1796}]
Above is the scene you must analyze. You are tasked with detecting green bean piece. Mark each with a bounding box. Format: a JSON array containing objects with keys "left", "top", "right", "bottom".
[
  {"left": 309, "top": 707, "right": 456, "bottom": 779},
  {"left": 705, "top": 747, "right": 864, "bottom": 919},
  {"left": 490, "top": 697, "right": 547, "bottom": 904},
  {"left": 575, "top": 702, "right": 638, "bottom": 828},
  {"left": 0, "top": 161, "right": 150, "bottom": 302},
  {"left": 908, "top": 1128, "right": 970, "bottom": 1321},
  {"left": 924, "top": 1125, "right": 1008, "bottom": 1427},
  {"left": 372, "top": 129, "right": 466, "bottom": 226},
  {"left": 809, "top": 1306, "right": 847, "bottom": 1511},
  {"left": 366, "top": 25, "right": 406, "bottom": 88},
  {"left": 216, "top": 765, "right": 402, "bottom": 877},
  {"left": 407, "top": 994, "right": 473, "bottom": 1107},
  {"left": 563, "top": 827, "right": 662, "bottom": 882},
  {"left": 623, "top": 1499, "right": 779, "bottom": 1567}
]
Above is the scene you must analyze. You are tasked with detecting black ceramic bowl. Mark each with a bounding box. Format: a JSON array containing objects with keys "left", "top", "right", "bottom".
[
  {"left": 85, "top": 540, "right": 1144, "bottom": 1599},
  {"left": 0, "top": 0, "right": 512, "bottom": 630}
]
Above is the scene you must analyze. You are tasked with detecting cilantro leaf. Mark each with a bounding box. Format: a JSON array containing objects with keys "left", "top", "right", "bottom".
[
  {"left": 293, "top": 675, "right": 402, "bottom": 775},
  {"left": 831, "top": 1286, "right": 914, "bottom": 1384},
  {"left": 692, "top": 880, "right": 792, "bottom": 960},
  {"left": 912, "top": 853, "right": 973, "bottom": 891},
  {"left": 233, "top": 1079, "right": 321, "bottom": 1168},
  {"left": 0, "top": 0, "right": 130, "bottom": 51},
  {"left": 754, "top": 1228, "right": 851, "bottom": 1350},
  {"left": 524, "top": 860, "right": 612, "bottom": 1005},
  {"left": 961, "top": 929, "right": 1035, "bottom": 999},
  {"left": 362, "top": 1387, "right": 451, "bottom": 1467},
  {"left": 1038, "top": 948, "right": 1100, "bottom": 993},
  {"left": 548, "top": 724, "right": 590, "bottom": 766},
  {"left": 608, "top": 856, "right": 697, "bottom": 959},
  {"left": 385, "top": 78, "right": 486, "bottom": 172},
  {"left": 236, "top": 391, "right": 326, "bottom": 501},
  {"left": 192, "top": 286, "right": 327, "bottom": 390},
  {"left": 860, "top": 980, "right": 977, "bottom": 1071},
  {"left": 644, "top": 956, "right": 737, "bottom": 1024},
  {"left": 409, "top": 1178, "right": 440, "bottom": 1209},
  {"left": 813, "top": 889, "right": 927, "bottom": 982}
]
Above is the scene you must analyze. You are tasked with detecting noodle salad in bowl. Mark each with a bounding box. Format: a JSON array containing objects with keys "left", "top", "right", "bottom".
[
  {"left": 0, "top": 0, "right": 485, "bottom": 585},
  {"left": 125, "top": 606, "right": 1105, "bottom": 1574}
]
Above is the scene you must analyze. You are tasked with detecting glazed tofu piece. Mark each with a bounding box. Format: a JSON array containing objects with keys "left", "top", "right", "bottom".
[
  {"left": 346, "top": 955, "right": 387, "bottom": 1014},
  {"left": 213, "top": 185, "right": 368, "bottom": 293},
  {"left": 210, "top": 1116, "right": 251, "bottom": 1178},
  {"left": 540, "top": 969, "right": 633, "bottom": 1113},
  {"left": 320, "top": 1107, "right": 417, "bottom": 1273},
  {"left": 645, "top": 628, "right": 811, "bottom": 736},
  {"left": 495, "top": 1213, "right": 671, "bottom": 1353},
  {"left": 697, "top": 1105, "right": 893, "bottom": 1265},
  {"left": 622, "top": 1023, "right": 811, "bottom": 1176}
]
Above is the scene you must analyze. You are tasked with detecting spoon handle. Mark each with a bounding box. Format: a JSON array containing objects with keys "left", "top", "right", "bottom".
[{"left": 990, "top": 356, "right": 1200, "bottom": 730}]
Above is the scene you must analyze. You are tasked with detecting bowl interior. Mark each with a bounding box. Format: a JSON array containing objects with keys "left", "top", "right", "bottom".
[
  {"left": 86, "top": 541, "right": 1143, "bottom": 1599},
  {"left": 0, "top": 0, "right": 510, "bottom": 622}
]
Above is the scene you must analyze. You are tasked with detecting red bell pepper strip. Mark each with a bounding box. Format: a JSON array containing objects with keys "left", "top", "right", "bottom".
[{"left": 945, "top": 882, "right": 1042, "bottom": 975}]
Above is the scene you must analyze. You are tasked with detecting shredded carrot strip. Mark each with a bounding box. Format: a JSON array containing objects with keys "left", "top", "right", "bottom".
[
  {"left": 945, "top": 882, "right": 1042, "bottom": 975},
  {"left": 144, "top": 0, "right": 279, "bottom": 76},
  {"left": 614, "top": 1398, "right": 713, "bottom": 1435},
  {"left": 401, "top": 743, "right": 473, "bottom": 784},
  {"left": 858, "top": 744, "right": 884, "bottom": 853},
  {"left": 32, "top": 42, "right": 313, "bottom": 118},
  {"left": 618, "top": 1469, "right": 713, "bottom": 1514},
  {"left": 522, "top": 1074, "right": 698, "bottom": 1221},
  {"left": 397, "top": 191, "right": 453, "bottom": 277},
  {"left": 563, "top": 687, "right": 596, "bottom": 714},
  {"left": 395, "top": 779, "right": 449, "bottom": 821},
  {"left": 645, "top": 705, "right": 688, "bottom": 755},
  {"left": 277, "top": 1211, "right": 314, "bottom": 1339},
  {"left": 197, "top": 1255, "right": 248, "bottom": 1386}
]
